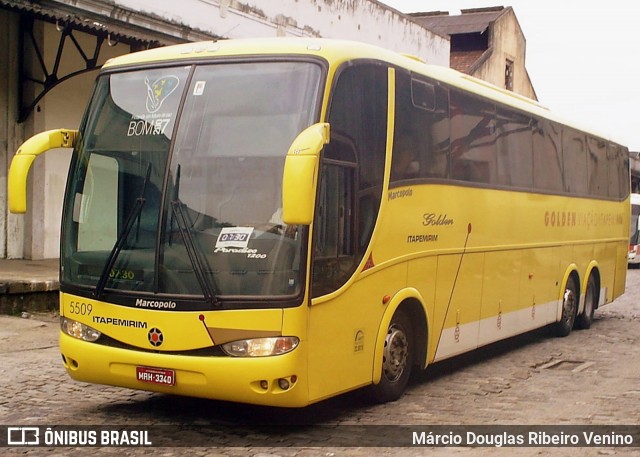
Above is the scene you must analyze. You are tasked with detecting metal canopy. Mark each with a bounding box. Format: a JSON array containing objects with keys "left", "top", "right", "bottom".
[{"left": 1, "top": 0, "right": 217, "bottom": 122}]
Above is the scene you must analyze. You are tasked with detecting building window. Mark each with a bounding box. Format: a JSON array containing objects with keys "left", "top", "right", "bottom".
[{"left": 505, "top": 59, "right": 514, "bottom": 91}]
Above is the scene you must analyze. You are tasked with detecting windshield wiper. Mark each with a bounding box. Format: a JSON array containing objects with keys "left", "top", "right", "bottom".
[
  {"left": 95, "top": 163, "right": 152, "bottom": 299},
  {"left": 170, "top": 165, "right": 220, "bottom": 306}
]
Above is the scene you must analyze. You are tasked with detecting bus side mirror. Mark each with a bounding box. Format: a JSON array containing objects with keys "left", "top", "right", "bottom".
[
  {"left": 8, "top": 129, "right": 78, "bottom": 213},
  {"left": 282, "top": 123, "right": 329, "bottom": 225}
]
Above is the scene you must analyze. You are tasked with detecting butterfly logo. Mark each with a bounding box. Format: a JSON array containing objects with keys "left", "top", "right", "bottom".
[{"left": 145, "top": 76, "right": 179, "bottom": 113}]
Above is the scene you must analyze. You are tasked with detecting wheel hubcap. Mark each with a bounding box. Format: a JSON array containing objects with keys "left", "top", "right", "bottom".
[
  {"left": 382, "top": 324, "right": 409, "bottom": 382},
  {"left": 563, "top": 287, "right": 576, "bottom": 322}
]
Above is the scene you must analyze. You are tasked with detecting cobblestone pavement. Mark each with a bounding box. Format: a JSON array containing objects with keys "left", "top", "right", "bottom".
[{"left": 1, "top": 269, "right": 639, "bottom": 456}]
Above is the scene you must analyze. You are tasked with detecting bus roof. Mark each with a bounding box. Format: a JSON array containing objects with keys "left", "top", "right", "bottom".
[{"left": 102, "top": 37, "right": 624, "bottom": 146}]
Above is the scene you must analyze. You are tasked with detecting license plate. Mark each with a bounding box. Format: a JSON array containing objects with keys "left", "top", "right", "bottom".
[{"left": 136, "top": 366, "right": 175, "bottom": 386}]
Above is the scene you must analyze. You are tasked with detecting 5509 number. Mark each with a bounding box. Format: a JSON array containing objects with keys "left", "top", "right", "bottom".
[{"left": 68, "top": 301, "right": 93, "bottom": 316}]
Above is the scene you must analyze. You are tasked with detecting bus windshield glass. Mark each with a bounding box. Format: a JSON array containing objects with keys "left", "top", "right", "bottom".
[{"left": 61, "top": 61, "right": 322, "bottom": 301}]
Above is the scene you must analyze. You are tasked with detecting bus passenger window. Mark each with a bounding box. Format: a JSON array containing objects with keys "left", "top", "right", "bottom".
[
  {"left": 392, "top": 70, "right": 450, "bottom": 183},
  {"left": 562, "top": 130, "right": 588, "bottom": 195},
  {"left": 533, "top": 119, "right": 563, "bottom": 192},
  {"left": 391, "top": 133, "right": 420, "bottom": 181},
  {"left": 587, "top": 136, "right": 608, "bottom": 197},
  {"left": 496, "top": 108, "right": 533, "bottom": 188},
  {"left": 450, "top": 91, "right": 496, "bottom": 184}
]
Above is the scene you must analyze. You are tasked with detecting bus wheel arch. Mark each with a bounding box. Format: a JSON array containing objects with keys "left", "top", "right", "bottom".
[
  {"left": 399, "top": 299, "right": 428, "bottom": 370},
  {"left": 575, "top": 268, "right": 600, "bottom": 330},
  {"left": 553, "top": 270, "right": 580, "bottom": 337},
  {"left": 369, "top": 298, "right": 427, "bottom": 403}
]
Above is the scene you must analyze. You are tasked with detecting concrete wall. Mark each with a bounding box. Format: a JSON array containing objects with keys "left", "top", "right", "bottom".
[
  {"left": 472, "top": 9, "right": 536, "bottom": 100},
  {"left": 111, "top": 0, "right": 449, "bottom": 65},
  {"left": 0, "top": 8, "right": 23, "bottom": 259}
]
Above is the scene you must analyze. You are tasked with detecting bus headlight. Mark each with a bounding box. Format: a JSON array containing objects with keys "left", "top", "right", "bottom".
[
  {"left": 61, "top": 317, "right": 101, "bottom": 342},
  {"left": 221, "top": 336, "right": 299, "bottom": 357}
]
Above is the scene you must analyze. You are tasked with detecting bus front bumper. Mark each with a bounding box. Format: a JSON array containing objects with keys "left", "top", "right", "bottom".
[{"left": 60, "top": 332, "right": 309, "bottom": 407}]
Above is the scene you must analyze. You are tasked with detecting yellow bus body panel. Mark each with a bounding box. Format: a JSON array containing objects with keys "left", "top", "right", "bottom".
[
  {"left": 43, "top": 38, "right": 629, "bottom": 405},
  {"left": 61, "top": 293, "right": 283, "bottom": 351},
  {"left": 60, "top": 292, "right": 312, "bottom": 407},
  {"left": 371, "top": 184, "right": 628, "bottom": 362},
  {"left": 60, "top": 332, "right": 309, "bottom": 407}
]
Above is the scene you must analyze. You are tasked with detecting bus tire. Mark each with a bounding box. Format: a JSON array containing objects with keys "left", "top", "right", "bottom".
[
  {"left": 575, "top": 274, "right": 597, "bottom": 330},
  {"left": 553, "top": 275, "right": 578, "bottom": 337},
  {"left": 369, "top": 310, "right": 414, "bottom": 403}
]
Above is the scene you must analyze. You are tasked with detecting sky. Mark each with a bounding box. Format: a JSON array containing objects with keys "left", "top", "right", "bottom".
[{"left": 380, "top": 0, "right": 640, "bottom": 152}]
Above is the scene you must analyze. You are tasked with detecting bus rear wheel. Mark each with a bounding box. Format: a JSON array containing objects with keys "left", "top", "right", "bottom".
[
  {"left": 554, "top": 275, "right": 578, "bottom": 337},
  {"left": 369, "top": 310, "right": 413, "bottom": 403},
  {"left": 575, "top": 274, "right": 597, "bottom": 330}
]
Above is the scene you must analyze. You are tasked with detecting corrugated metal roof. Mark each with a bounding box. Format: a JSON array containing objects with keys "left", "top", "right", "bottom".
[
  {"left": 410, "top": 7, "right": 507, "bottom": 36},
  {"left": 0, "top": 0, "right": 149, "bottom": 45},
  {"left": 0, "top": 0, "right": 216, "bottom": 46}
]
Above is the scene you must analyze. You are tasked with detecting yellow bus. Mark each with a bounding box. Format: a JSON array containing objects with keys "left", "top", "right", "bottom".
[{"left": 9, "top": 38, "right": 630, "bottom": 407}]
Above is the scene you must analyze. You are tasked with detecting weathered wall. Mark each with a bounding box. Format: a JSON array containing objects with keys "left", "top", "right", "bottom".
[
  {"left": 0, "top": 8, "right": 23, "bottom": 258},
  {"left": 110, "top": 0, "right": 449, "bottom": 65},
  {"left": 473, "top": 9, "right": 536, "bottom": 100}
]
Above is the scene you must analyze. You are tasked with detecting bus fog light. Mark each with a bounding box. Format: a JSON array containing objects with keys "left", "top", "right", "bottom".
[
  {"left": 221, "top": 336, "right": 299, "bottom": 357},
  {"left": 260, "top": 380, "right": 269, "bottom": 390},
  {"left": 278, "top": 378, "right": 290, "bottom": 390},
  {"left": 61, "top": 317, "right": 101, "bottom": 342}
]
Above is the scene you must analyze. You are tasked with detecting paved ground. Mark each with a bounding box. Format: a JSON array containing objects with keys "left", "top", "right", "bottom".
[{"left": 1, "top": 268, "right": 639, "bottom": 456}]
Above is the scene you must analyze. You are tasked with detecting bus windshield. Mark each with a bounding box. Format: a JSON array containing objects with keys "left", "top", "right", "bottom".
[{"left": 61, "top": 61, "right": 322, "bottom": 302}]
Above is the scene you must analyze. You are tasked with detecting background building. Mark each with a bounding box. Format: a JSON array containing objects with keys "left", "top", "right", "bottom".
[{"left": 410, "top": 6, "right": 537, "bottom": 100}]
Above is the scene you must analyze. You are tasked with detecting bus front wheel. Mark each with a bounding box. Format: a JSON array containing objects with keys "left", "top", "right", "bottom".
[
  {"left": 370, "top": 310, "right": 414, "bottom": 403},
  {"left": 554, "top": 275, "right": 578, "bottom": 337}
]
